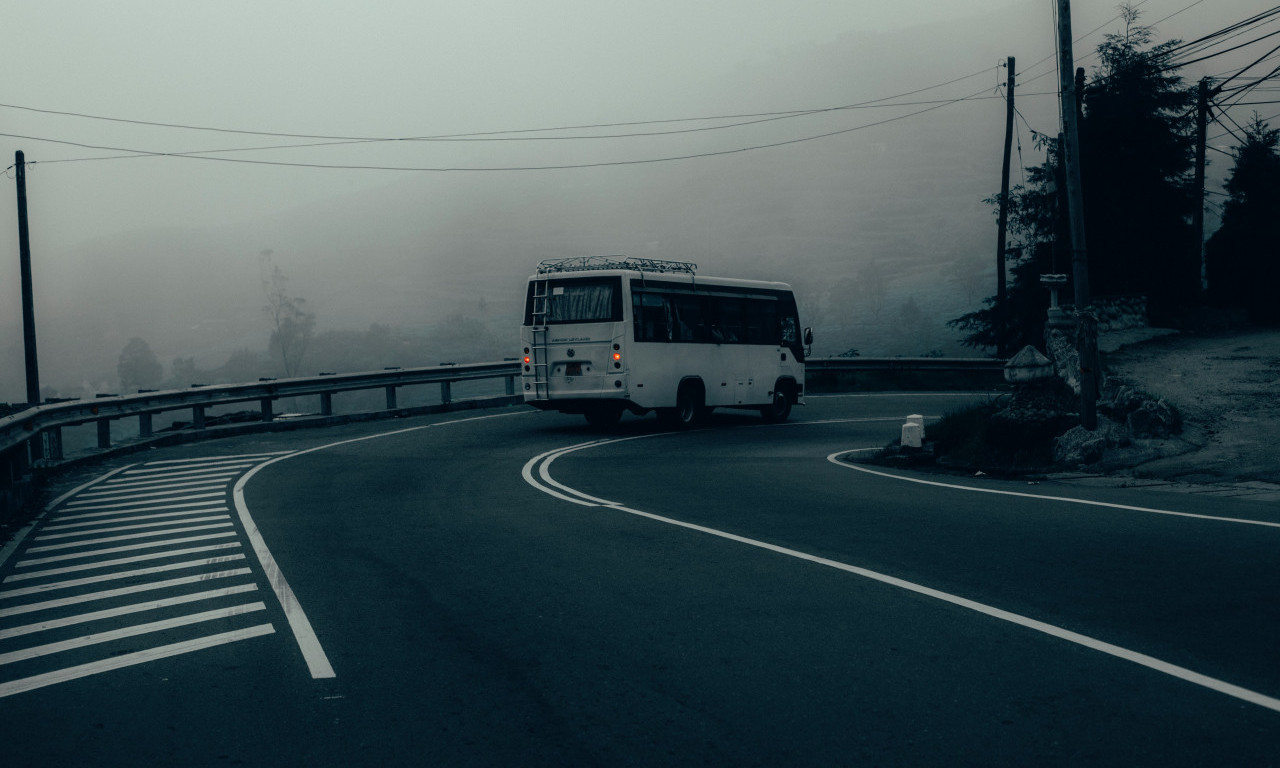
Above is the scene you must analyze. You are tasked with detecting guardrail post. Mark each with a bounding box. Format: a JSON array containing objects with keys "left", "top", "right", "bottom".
[
  {"left": 139, "top": 412, "right": 152, "bottom": 438},
  {"left": 260, "top": 397, "right": 274, "bottom": 422},
  {"left": 320, "top": 392, "right": 333, "bottom": 416},
  {"left": 193, "top": 405, "right": 206, "bottom": 430},
  {"left": 385, "top": 386, "right": 397, "bottom": 410},
  {"left": 440, "top": 381, "right": 451, "bottom": 405},
  {"left": 43, "top": 427, "right": 62, "bottom": 461},
  {"left": 505, "top": 376, "right": 515, "bottom": 396},
  {"left": 97, "top": 418, "right": 111, "bottom": 449}
]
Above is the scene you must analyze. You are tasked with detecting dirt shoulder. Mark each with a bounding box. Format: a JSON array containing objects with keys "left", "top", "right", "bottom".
[{"left": 1099, "top": 327, "right": 1280, "bottom": 486}]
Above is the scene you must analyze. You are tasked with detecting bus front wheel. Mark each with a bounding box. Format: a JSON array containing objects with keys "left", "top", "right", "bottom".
[{"left": 760, "top": 389, "right": 792, "bottom": 423}]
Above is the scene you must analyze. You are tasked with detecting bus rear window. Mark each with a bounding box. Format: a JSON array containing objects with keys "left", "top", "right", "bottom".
[{"left": 526, "top": 277, "right": 622, "bottom": 325}]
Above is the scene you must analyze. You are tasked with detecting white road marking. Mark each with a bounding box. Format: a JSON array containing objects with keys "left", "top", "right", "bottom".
[
  {"left": 9, "top": 543, "right": 243, "bottom": 581},
  {"left": 231, "top": 467, "right": 334, "bottom": 679},
  {"left": 41, "top": 507, "right": 233, "bottom": 532},
  {"left": 522, "top": 434, "right": 1280, "bottom": 715},
  {"left": 70, "top": 484, "right": 228, "bottom": 504},
  {"left": 13, "top": 532, "right": 239, "bottom": 566},
  {"left": 35, "top": 514, "right": 231, "bottom": 541},
  {"left": 0, "top": 624, "right": 276, "bottom": 699},
  {"left": 0, "top": 568, "right": 254, "bottom": 618},
  {"left": 0, "top": 602, "right": 267, "bottom": 666},
  {"left": 0, "top": 583, "right": 260, "bottom": 640},
  {"left": 63, "top": 492, "right": 227, "bottom": 513},
  {"left": 55, "top": 499, "right": 228, "bottom": 522},
  {"left": 87, "top": 475, "right": 240, "bottom": 494},
  {"left": 826, "top": 452, "right": 1280, "bottom": 530},
  {"left": 0, "top": 555, "right": 247, "bottom": 599},
  {"left": 26, "top": 522, "right": 235, "bottom": 553}
]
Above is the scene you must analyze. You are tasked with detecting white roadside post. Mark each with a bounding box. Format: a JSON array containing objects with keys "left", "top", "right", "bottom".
[{"left": 901, "top": 414, "right": 925, "bottom": 449}]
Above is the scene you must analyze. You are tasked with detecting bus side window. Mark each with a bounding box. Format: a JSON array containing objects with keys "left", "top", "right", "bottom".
[
  {"left": 671, "top": 294, "right": 704, "bottom": 342},
  {"left": 745, "top": 299, "right": 778, "bottom": 345},
  {"left": 634, "top": 292, "right": 671, "bottom": 343},
  {"left": 715, "top": 298, "right": 745, "bottom": 343}
]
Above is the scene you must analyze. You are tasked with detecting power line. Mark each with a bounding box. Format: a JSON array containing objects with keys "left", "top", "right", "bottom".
[
  {"left": 0, "top": 66, "right": 997, "bottom": 147},
  {"left": 4, "top": 84, "right": 998, "bottom": 173}
]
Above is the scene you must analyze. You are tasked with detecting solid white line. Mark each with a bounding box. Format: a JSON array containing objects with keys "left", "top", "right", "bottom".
[
  {"left": 36, "top": 515, "right": 230, "bottom": 541},
  {"left": 0, "top": 624, "right": 276, "bottom": 699},
  {"left": 825, "top": 452, "right": 1280, "bottom": 530},
  {"left": 0, "top": 602, "right": 268, "bottom": 666},
  {"left": 13, "top": 532, "right": 238, "bottom": 566},
  {"left": 0, "top": 583, "right": 260, "bottom": 640},
  {"left": 232, "top": 466, "right": 335, "bottom": 680},
  {"left": 0, "top": 568, "right": 253, "bottom": 618},
  {"left": 63, "top": 492, "right": 227, "bottom": 513},
  {"left": 524, "top": 436, "right": 1280, "bottom": 715},
  {"left": 54, "top": 499, "right": 228, "bottom": 522},
  {"left": 0, "top": 555, "right": 247, "bottom": 599},
  {"left": 9, "top": 543, "right": 242, "bottom": 581},
  {"left": 41, "top": 507, "right": 232, "bottom": 532},
  {"left": 26, "top": 522, "right": 234, "bottom": 553}
]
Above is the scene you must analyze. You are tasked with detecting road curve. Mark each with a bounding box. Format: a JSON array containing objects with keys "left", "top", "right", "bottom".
[{"left": 1, "top": 395, "right": 1277, "bottom": 766}]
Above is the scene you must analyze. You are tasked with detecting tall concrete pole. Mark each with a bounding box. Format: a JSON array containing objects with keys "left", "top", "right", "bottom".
[
  {"left": 1194, "top": 77, "right": 1208, "bottom": 292},
  {"left": 995, "top": 56, "right": 1015, "bottom": 358},
  {"left": 1056, "top": 0, "right": 1096, "bottom": 429},
  {"left": 15, "top": 151, "right": 40, "bottom": 406}
]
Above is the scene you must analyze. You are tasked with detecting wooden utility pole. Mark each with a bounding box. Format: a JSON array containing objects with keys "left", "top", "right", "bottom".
[
  {"left": 1194, "top": 77, "right": 1209, "bottom": 292},
  {"left": 15, "top": 151, "right": 40, "bottom": 406},
  {"left": 995, "top": 56, "right": 1015, "bottom": 358},
  {"left": 1056, "top": 0, "right": 1096, "bottom": 430}
]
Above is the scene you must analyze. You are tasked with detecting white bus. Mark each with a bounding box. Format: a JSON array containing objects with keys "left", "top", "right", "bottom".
[{"left": 520, "top": 256, "right": 810, "bottom": 427}]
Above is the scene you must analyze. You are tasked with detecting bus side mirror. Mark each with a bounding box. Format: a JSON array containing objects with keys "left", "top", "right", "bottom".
[{"left": 803, "top": 327, "right": 813, "bottom": 355}]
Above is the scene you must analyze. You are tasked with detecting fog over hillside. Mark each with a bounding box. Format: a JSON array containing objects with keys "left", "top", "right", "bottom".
[{"left": 0, "top": 1, "right": 1252, "bottom": 400}]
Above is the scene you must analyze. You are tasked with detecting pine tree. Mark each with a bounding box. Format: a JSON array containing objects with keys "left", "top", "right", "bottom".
[{"left": 1205, "top": 116, "right": 1280, "bottom": 323}]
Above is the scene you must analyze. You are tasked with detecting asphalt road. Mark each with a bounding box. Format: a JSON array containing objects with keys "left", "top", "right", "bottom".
[{"left": 1, "top": 395, "right": 1277, "bottom": 766}]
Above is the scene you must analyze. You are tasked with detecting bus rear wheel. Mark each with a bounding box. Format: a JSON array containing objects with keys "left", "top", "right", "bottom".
[
  {"left": 760, "top": 389, "right": 792, "bottom": 423},
  {"left": 659, "top": 382, "right": 704, "bottom": 430},
  {"left": 583, "top": 404, "right": 624, "bottom": 428}
]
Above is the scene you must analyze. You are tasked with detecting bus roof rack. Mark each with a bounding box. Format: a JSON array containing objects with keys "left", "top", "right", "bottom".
[{"left": 536, "top": 256, "right": 697, "bottom": 275}]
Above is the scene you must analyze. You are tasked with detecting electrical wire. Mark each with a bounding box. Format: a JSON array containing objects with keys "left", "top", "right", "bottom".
[{"left": 3, "top": 83, "right": 999, "bottom": 172}]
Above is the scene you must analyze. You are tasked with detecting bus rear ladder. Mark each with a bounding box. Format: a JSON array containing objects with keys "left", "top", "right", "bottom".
[{"left": 530, "top": 278, "right": 550, "bottom": 400}]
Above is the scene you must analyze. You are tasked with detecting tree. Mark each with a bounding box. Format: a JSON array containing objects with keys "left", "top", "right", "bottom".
[
  {"left": 261, "top": 251, "right": 316, "bottom": 377},
  {"left": 1205, "top": 115, "right": 1280, "bottom": 323},
  {"left": 1079, "top": 5, "right": 1197, "bottom": 317},
  {"left": 952, "top": 7, "right": 1198, "bottom": 350},
  {"left": 116, "top": 337, "right": 163, "bottom": 391}
]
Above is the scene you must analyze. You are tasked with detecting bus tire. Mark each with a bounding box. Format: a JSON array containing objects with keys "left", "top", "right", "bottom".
[
  {"left": 660, "top": 381, "right": 704, "bottom": 430},
  {"left": 760, "top": 387, "right": 792, "bottom": 423},
  {"left": 584, "top": 404, "right": 624, "bottom": 428}
]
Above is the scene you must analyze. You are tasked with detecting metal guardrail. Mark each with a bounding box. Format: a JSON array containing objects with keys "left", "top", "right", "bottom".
[{"left": 0, "top": 361, "right": 524, "bottom": 518}]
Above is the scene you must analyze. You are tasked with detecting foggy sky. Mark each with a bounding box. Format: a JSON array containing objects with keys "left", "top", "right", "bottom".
[{"left": 1, "top": 1, "right": 1273, "bottom": 400}]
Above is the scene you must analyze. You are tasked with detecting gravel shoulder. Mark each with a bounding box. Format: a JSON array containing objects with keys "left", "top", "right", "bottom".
[{"left": 1094, "top": 327, "right": 1280, "bottom": 489}]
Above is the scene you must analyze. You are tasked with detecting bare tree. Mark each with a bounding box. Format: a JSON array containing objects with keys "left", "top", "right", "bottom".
[{"left": 261, "top": 250, "right": 316, "bottom": 378}]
